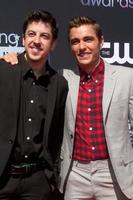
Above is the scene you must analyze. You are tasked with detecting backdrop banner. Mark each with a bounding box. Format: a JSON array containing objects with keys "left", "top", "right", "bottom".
[{"left": 0, "top": 0, "right": 132, "bottom": 69}]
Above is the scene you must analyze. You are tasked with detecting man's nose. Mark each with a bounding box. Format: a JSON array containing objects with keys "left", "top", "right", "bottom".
[
  {"left": 34, "top": 35, "right": 41, "bottom": 43},
  {"left": 79, "top": 41, "right": 86, "bottom": 49}
]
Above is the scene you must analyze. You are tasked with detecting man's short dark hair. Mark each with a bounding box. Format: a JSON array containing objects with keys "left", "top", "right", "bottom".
[
  {"left": 68, "top": 16, "right": 103, "bottom": 41},
  {"left": 23, "top": 10, "right": 58, "bottom": 40}
]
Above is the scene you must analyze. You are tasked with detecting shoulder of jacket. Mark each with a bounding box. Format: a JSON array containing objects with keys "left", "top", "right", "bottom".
[{"left": 105, "top": 61, "right": 133, "bottom": 74}]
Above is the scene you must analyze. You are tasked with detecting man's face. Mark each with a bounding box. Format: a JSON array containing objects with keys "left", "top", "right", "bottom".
[
  {"left": 69, "top": 24, "right": 103, "bottom": 71},
  {"left": 23, "top": 21, "right": 56, "bottom": 66}
]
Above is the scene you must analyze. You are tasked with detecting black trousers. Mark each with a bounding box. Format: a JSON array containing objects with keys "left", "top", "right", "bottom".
[
  {"left": 51, "top": 189, "right": 64, "bottom": 200},
  {"left": 0, "top": 170, "right": 52, "bottom": 200}
]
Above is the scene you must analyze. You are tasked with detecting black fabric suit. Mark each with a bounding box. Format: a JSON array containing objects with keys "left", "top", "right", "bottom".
[{"left": 0, "top": 54, "right": 68, "bottom": 199}]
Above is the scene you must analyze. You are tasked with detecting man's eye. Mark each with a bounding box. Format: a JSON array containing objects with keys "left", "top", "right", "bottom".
[
  {"left": 27, "top": 32, "right": 35, "bottom": 37},
  {"left": 41, "top": 34, "right": 49, "bottom": 39},
  {"left": 71, "top": 40, "right": 79, "bottom": 45},
  {"left": 84, "top": 37, "right": 93, "bottom": 42}
]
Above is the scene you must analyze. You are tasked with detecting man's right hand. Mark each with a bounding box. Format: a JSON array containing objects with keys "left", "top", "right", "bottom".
[{"left": 0, "top": 52, "right": 18, "bottom": 65}]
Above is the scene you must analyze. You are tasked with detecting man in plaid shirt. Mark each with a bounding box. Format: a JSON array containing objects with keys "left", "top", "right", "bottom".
[{"left": 60, "top": 16, "right": 133, "bottom": 200}]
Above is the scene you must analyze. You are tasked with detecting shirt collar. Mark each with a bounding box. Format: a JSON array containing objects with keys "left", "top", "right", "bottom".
[
  {"left": 23, "top": 59, "right": 50, "bottom": 81},
  {"left": 80, "top": 58, "right": 104, "bottom": 82}
]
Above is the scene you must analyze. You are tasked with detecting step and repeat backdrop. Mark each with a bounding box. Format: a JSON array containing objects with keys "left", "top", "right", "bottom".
[{"left": 0, "top": 0, "right": 132, "bottom": 69}]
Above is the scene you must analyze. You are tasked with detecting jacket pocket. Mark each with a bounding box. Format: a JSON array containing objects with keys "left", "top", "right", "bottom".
[{"left": 122, "top": 155, "right": 133, "bottom": 165}]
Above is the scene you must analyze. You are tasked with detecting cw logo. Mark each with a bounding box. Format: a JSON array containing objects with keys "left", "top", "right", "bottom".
[{"left": 101, "top": 42, "right": 133, "bottom": 64}]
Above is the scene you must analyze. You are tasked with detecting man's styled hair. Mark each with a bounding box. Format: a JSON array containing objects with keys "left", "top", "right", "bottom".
[
  {"left": 68, "top": 16, "right": 103, "bottom": 41},
  {"left": 23, "top": 10, "right": 58, "bottom": 40}
]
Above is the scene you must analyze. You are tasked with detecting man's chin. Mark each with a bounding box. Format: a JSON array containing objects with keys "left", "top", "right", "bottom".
[
  {"left": 27, "top": 55, "right": 41, "bottom": 62},
  {"left": 78, "top": 61, "right": 91, "bottom": 67}
]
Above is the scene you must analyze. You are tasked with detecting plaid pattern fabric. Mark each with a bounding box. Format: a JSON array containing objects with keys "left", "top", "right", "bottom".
[{"left": 73, "top": 59, "right": 109, "bottom": 161}]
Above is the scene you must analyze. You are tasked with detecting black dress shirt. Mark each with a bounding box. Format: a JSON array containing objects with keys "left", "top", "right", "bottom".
[{"left": 12, "top": 58, "right": 51, "bottom": 164}]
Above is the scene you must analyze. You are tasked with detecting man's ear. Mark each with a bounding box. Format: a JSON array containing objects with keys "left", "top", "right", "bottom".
[
  {"left": 22, "top": 34, "right": 25, "bottom": 47},
  {"left": 100, "top": 36, "right": 104, "bottom": 49},
  {"left": 51, "top": 39, "right": 57, "bottom": 52}
]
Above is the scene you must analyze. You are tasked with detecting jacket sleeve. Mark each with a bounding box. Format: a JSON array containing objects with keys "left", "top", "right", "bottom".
[{"left": 49, "top": 76, "right": 68, "bottom": 186}]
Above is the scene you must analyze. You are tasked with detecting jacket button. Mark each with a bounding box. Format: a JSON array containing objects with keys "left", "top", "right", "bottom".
[
  {"left": 70, "top": 134, "right": 73, "bottom": 139},
  {"left": 8, "top": 139, "right": 13, "bottom": 144}
]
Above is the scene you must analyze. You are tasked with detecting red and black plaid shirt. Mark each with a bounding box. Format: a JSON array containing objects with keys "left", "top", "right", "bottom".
[{"left": 73, "top": 59, "right": 109, "bottom": 161}]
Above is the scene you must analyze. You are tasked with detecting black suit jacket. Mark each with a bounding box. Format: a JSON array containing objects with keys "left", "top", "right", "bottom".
[{"left": 0, "top": 54, "right": 68, "bottom": 186}]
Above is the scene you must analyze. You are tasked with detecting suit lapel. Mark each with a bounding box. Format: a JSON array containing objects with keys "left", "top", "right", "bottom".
[
  {"left": 43, "top": 73, "right": 57, "bottom": 145},
  {"left": 43, "top": 86, "right": 55, "bottom": 165},
  {"left": 102, "top": 62, "right": 117, "bottom": 123},
  {"left": 11, "top": 67, "right": 22, "bottom": 125},
  {"left": 68, "top": 68, "right": 80, "bottom": 119}
]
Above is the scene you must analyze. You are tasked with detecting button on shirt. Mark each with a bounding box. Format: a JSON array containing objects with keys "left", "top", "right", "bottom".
[
  {"left": 73, "top": 59, "right": 109, "bottom": 161},
  {"left": 12, "top": 60, "right": 50, "bottom": 164}
]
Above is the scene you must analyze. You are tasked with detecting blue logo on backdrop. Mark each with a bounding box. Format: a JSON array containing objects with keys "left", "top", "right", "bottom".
[
  {"left": 81, "top": 0, "right": 133, "bottom": 8},
  {"left": 0, "top": 33, "right": 24, "bottom": 56}
]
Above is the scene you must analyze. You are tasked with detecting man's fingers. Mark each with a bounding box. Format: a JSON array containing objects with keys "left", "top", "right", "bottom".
[{"left": 2, "top": 53, "right": 18, "bottom": 65}]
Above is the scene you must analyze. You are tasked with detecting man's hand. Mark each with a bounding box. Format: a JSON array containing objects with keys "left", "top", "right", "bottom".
[{"left": 0, "top": 52, "right": 18, "bottom": 65}]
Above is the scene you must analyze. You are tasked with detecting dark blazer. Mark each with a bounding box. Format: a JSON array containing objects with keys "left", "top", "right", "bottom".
[{"left": 0, "top": 53, "right": 68, "bottom": 186}]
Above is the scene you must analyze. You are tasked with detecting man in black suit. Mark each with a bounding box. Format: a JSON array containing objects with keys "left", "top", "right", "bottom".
[{"left": 0, "top": 10, "right": 68, "bottom": 200}]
